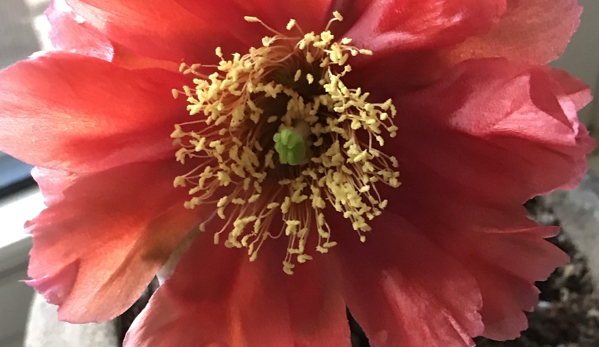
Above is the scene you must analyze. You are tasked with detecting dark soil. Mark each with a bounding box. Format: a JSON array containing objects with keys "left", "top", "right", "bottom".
[{"left": 116, "top": 199, "right": 599, "bottom": 347}]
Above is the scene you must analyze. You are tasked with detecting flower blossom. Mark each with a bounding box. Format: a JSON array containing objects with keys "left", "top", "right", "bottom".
[{"left": 0, "top": 0, "right": 595, "bottom": 346}]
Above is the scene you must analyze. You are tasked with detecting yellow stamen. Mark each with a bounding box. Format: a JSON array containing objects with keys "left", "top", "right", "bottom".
[{"left": 172, "top": 13, "right": 400, "bottom": 274}]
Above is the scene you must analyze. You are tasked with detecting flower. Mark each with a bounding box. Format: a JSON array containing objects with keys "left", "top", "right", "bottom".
[{"left": 0, "top": 0, "right": 594, "bottom": 346}]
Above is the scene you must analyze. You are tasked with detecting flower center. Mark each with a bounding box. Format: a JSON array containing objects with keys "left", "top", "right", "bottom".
[{"left": 171, "top": 12, "right": 400, "bottom": 274}]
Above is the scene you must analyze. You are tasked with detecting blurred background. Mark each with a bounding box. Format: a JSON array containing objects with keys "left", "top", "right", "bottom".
[{"left": 0, "top": 1, "right": 598, "bottom": 347}]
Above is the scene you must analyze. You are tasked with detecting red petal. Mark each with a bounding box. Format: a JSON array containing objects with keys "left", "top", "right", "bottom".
[
  {"left": 446, "top": 0, "right": 583, "bottom": 64},
  {"left": 46, "top": 0, "right": 114, "bottom": 61},
  {"left": 0, "top": 52, "right": 188, "bottom": 173},
  {"left": 380, "top": 58, "right": 590, "bottom": 338},
  {"left": 469, "top": 227, "right": 568, "bottom": 340},
  {"left": 345, "top": 50, "right": 448, "bottom": 98},
  {"left": 547, "top": 67, "right": 593, "bottom": 111},
  {"left": 47, "top": 0, "right": 178, "bottom": 71},
  {"left": 175, "top": 0, "right": 333, "bottom": 46},
  {"left": 124, "top": 234, "right": 349, "bottom": 346},
  {"left": 343, "top": 0, "right": 506, "bottom": 54},
  {"left": 110, "top": 43, "right": 180, "bottom": 71},
  {"left": 387, "top": 185, "right": 567, "bottom": 339},
  {"left": 27, "top": 260, "right": 79, "bottom": 306},
  {"left": 31, "top": 167, "right": 77, "bottom": 206},
  {"left": 392, "top": 58, "right": 593, "bottom": 205},
  {"left": 64, "top": 0, "right": 245, "bottom": 63},
  {"left": 26, "top": 160, "right": 201, "bottom": 323},
  {"left": 335, "top": 213, "right": 483, "bottom": 347}
]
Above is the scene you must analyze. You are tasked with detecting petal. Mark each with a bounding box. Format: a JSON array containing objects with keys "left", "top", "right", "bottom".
[
  {"left": 0, "top": 52, "right": 188, "bottom": 173},
  {"left": 31, "top": 167, "right": 77, "bottom": 206},
  {"left": 124, "top": 234, "right": 350, "bottom": 347},
  {"left": 335, "top": 212, "right": 483, "bottom": 347},
  {"left": 547, "top": 67, "right": 593, "bottom": 111},
  {"left": 46, "top": 0, "right": 179, "bottom": 71},
  {"left": 47, "top": 0, "right": 178, "bottom": 71},
  {"left": 392, "top": 58, "right": 593, "bottom": 206},
  {"left": 342, "top": 0, "right": 506, "bottom": 54},
  {"left": 469, "top": 227, "right": 568, "bottom": 340},
  {"left": 344, "top": 50, "right": 448, "bottom": 99},
  {"left": 65, "top": 0, "right": 245, "bottom": 63},
  {"left": 380, "top": 58, "right": 588, "bottom": 338},
  {"left": 175, "top": 0, "right": 334, "bottom": 46},
  {"left": 27, "top": 260, "right": 79, "bottom": 306},
  {"left": 446, "top": 0, "right": 583, "bottom": 64},
  {"left": 27, "top": 160, "right": 201, "bottom": 323},
  {"left": 111, "top": 43, "right": 180, "bottom": 71},
  {"left": 46, "top": 0, "right": 114, "bottom": 61},
  {"left": 386, "top": 183, "right": 567, "bottom": 339}
]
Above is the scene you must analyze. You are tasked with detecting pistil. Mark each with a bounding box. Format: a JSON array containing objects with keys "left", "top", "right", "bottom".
[{"left": 273, "top": 128, "right": 306, "bottom": 166}]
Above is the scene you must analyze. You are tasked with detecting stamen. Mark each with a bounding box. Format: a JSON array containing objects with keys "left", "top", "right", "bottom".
[
  {"left": 172, "top": 12, "right": 401, "bottom": 274},
  {"left": 273, "top": 129, "right": 306, "bottom": 166}
]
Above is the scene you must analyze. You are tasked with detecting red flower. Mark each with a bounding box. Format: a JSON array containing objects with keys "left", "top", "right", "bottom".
[{"left": 0, "top": 0, "right": 594, "bottom": 346}]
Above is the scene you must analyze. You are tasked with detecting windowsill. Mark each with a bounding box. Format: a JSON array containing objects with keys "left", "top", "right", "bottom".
[{"left": 0, "top": 186, "right": 44, "bottom": 274}]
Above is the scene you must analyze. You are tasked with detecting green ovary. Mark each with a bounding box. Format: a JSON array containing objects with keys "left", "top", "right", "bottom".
[{"left": 273, "top": 128, "right": 306, "bottom": 166}]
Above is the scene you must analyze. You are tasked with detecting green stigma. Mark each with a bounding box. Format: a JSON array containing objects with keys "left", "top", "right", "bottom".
[{"left": 273, "top": 128, "right": 306, "bottom": 166}]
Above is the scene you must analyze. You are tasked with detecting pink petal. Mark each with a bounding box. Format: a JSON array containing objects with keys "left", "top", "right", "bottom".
[
  {"left": 27, "top": 260, "right": 79, "bottom": 306},
  {"left": 387, "top": 185, "right": 567, "bottom": 339},
  {"left": 46, "top": 0, "right": 114, "bottom": 61},
  {"left": 392, "top": 58, "right": 593, "bottom": 206},
  {"left": 27, "top": 160, "right": 201, "bottom": 323},
  {"left": 47, "top": 0, "right": 177, "bottom": 71},
  {"left": 546, "top": 67, "right": 593, "bottom": 110},
  {"left": 125, "top": 233, "right": 349, "bottom": 346},
  {"left": 31, "top": 167, "right": 77, "bottom": 206},
  {"left": 446, "top": 0, "right": 583, "bottom": 64},
  {"left": 335, "top": 212, "right": 483, "bottom": 347},
  {"left": 342, "top": 0, "right": 506, "bottom": 54},
  {"left": 468, "top": 227, "right": 568, "bottom": 340},
  {"left": 0, "top": 52, "right": 188, "bottom": 173},
  {"left": 380, "top": 58, "right": 591, "bottom": 338},
  {"left": 64, "top": 0, "right": 246, "bottom": 63}
]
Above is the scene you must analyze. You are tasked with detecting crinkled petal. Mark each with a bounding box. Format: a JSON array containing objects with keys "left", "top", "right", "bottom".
[
  {"left": 547, "top": 67, "right": 593, "bottom": 110},
  {"left": 64, "top": 0, "right": 245, "bottom": 63},
  {"left": 27, "top": 160, "right": 201, "bottom": 323},
  {"left": 27, "top": 260, "right": 79, "bottom": 306},
  {"left": 175, "top": 0, "right": 333, "bottom": 46},
  {"left": 46, "top": 0, "right": 114, "bottom": 60},
  {"left": 382, "top": 58, "right": 592, "bottom": 338},
  {"left": 342, "top": 0, "right": 506, "bottom": 54},
  {"left": 469, "top": 227, "right": 567, "bottom": 340},
  {"left": 31, "top": 167, "right": 77, "bottom": 206},
  {"left": 0, "top": 52, "right": 188, "bottom": 173},
  {"left": 392, "top": 58, "right": 593, "bottom": 205},
  {"left": 47, "top": 0, "right": 178, "bottom": 70},
  {"left": 124, "top": 234, "right": 349, "bottom": 347},
  {"left": 446, "top": 0, "right": 583, "bottom": 64},
  {"left": 335, "top": 212, "right": 483, "bottom": 347},
  {"left": 386, "top": 180, "right": 568, "bottom": 339}
]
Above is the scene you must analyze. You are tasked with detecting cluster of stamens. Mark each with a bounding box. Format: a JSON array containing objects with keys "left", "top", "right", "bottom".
[{"left": 171, "top": 12, "right": 400, "bottom": 274}]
